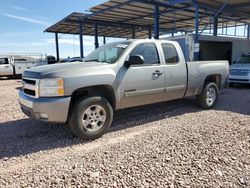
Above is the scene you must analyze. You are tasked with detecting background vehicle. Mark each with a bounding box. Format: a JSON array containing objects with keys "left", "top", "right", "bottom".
[
  {"left": 228, "top": 53, "right": 250, "bottom": 85},
  {"left": 19, "top": 39, "right": 229, "bottom": 140},
  {"left": 0, "top": 54, "right": 49, "bottom": 78}
]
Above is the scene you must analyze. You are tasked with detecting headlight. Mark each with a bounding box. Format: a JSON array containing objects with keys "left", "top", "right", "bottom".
[{"left": 39, "top": 78, "right": 64, "bottom": 97}]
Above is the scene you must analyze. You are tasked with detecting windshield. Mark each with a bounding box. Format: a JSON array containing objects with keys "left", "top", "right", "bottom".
[
  {"left": 84, "top": 42, "right": 130, "bottom": 64},
  {"left": 236, "top": 55, "right": 250, "bottom": 64}
]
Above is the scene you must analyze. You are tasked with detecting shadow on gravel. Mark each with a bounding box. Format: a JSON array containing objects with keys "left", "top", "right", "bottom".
[{"left": 0, "top": 87, "right": 249, "bottom": 159}]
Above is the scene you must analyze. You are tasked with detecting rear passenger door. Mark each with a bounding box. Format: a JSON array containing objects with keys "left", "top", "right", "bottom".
[
  {"left": 120, "top": 42, "right": 166, "bottom": 108},
  {"left": 161, "top": 42, "right": 187, "bottom": 100}
]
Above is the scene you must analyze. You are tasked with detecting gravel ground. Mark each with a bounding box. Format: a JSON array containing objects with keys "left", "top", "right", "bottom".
[{"left": 0, "top": 79, "right": 249, "bottom": 187}]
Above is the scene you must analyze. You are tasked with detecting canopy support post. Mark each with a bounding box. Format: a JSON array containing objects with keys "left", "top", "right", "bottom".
[
  {"left": 154, "top": 4, "right": 160, "bottom": 39},
  {"left": 94, "top": 22, "right": 99, "bottom": 49},
  {"left": 213, "top": 16, "right": 218, "bottom": 36},
  {"left": 247, "top": 24, "right": 250, "bottom": 39},
  {"left": 148, "top": 26, "right": 152, "bottom": 39},
  {"left": 79, "top": 21, "right": 84, "bottom": 58},
  {"left": 194, "top": 1, "right": 199, "bottom": 61},
  {"left": 55, "top": 33, "right": 60, "bottom": 61}
]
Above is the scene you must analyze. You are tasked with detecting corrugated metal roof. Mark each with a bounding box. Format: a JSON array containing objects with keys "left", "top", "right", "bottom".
[{"left": 45, "top": 0, "right": 250, "bottom": 38}]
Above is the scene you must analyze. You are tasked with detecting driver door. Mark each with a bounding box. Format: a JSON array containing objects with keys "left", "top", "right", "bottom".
[{"left": 119, "top": 43, "right": 166, "bottom": 109}]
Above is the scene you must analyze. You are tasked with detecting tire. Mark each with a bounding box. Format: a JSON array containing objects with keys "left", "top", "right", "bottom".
[
  {"left": 68, "top": 96, "right": 113, "bottom": 140},
  {"left": 197, "top": 82, "right": 219, "bottom": 109}
]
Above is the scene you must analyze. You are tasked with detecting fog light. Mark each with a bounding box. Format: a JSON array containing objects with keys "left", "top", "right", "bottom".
[{"left": 39, "top": 113, "right": 48, "bottom": 119}]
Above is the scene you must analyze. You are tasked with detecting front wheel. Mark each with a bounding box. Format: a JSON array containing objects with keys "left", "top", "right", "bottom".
[
  {"left": 197, "top": 82, "right": 219, "bottom": 109},
  {"left": 68, "top": 96, "right": 113, "bottom": 140}
]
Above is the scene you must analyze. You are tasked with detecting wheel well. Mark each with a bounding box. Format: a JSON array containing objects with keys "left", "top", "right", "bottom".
[
  {"left": 204, "top": 74, "right": 222, "bottom": 89},
  {"left": 69, "top": 85, "right": 116, "bottom": 110}
]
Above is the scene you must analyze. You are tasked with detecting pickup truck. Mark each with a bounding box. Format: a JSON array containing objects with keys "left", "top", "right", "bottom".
[
  {"left": 19, "top": 39, "right": 229, "bottom": 140},
  {"left": 0, "top": 55, "right": 48, "bottom": 78},
  {"left": 228, "top": 53, "right": 250, "bottom": 85}
]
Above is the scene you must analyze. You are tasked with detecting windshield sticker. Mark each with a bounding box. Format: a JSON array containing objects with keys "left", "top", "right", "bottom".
[{"left": 116, "top": 44, "right": 129, "bottom": 49}]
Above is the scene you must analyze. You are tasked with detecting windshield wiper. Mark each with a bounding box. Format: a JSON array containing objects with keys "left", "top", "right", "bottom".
[{"left": 84, "top": 59, "right": 106, "bottom": 63}]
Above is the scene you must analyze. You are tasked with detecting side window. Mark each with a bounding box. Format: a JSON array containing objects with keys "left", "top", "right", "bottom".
[
  {"left": 130, "top": 43, "right": 159, "bottom": 65},
  {"left": 0, "top": 58, "right": 9, "bottom": 65},
  {"left": 162, "top": 43, "right": 179, "bottom": 64}
]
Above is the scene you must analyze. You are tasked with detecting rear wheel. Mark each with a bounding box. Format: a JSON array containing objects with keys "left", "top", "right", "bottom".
[
  {"left": 197, "top": 82, "right": 219, "bottom": 109},
  {"left": 68, "top": 96, "right": 113, "bottom": 140}
]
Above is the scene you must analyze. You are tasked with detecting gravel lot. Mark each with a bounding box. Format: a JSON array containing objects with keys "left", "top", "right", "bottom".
[{"left": 0, "top": 79, "right": 249, "bottom": 187}]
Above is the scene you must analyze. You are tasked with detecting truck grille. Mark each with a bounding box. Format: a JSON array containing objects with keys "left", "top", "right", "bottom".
[
  {"left": 230, "top": 69, "right": 249, "bottom": 76},
  {"left": 22, "top": 77, "right": 39, "bottom": 98},
  {"left": 229, "top": 78, "right": 249, "bottom": 82}
]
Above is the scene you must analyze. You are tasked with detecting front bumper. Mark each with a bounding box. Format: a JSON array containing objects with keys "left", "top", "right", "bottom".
[
  {"left": 228, "top": 76, "right": 250, "bottom": 84},
  {"left": 19, "top": 90, "right": 71, "bottom": 123}
]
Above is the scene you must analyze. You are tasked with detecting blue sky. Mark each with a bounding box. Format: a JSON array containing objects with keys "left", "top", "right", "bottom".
[
  {"left": 0, "top": 0, "right": 248, "bottom": 58},
  {"left": 0, "top": 0, "right": 108, "bottom": 58}
]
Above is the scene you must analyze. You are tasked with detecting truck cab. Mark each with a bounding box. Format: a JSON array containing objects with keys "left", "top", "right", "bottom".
[{"left": 0, "top": 57, "right": 13, "bottom": 76}]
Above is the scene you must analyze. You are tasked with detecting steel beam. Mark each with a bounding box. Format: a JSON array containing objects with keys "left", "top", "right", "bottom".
[
  {"left": 148, "top": 26, "right": 152, "bottom": 39},
  {"left": 213, "top": 16, "right": 218, "bottom": 36},
  {"left": 199, "top": 1, "right": 227, "bottom": 36},
  {"left": 103, "top": 36, "right": 106, "bottom": 44},
  {"left": 197, "top": 2, "right": 250, "bottom": 20},
  {"left": 248, "top": 24, "right": 250, "bottom": 39},
  {"left": 154, "top": 4, "right": 160, "bottom": 39},
  {"left": 94, "top": 22, "right": 99, "bottom": 49},
  {"left": 79, "top": 21, "right": 84, "bottom": 58},
  {"left": 55, "top": 33, "right": 60, "bottom": 61},
  {"left": 194, "top": 1, "right": 199, "bottom": 61},
  {"left": 169, "top": 0, "right": 192, "bottom": 5},
  {"left": 132, "top": 27, "right": 136, "bottom": 39}
]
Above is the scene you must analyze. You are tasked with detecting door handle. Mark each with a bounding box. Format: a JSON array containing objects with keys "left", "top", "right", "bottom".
[
  {"left": 4, "top": 66, "right": 10, "bottom": 68},
  {"left": 153, "top": 70, "right": 163, "bottom": 76}
]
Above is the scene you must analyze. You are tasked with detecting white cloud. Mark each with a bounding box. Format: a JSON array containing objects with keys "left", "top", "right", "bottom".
[
  {"left": 12, "top": 6, "right": 28, "bottom": 11},
  {"left": 2, "top": 13, "right": 50, "bottom": 26}
]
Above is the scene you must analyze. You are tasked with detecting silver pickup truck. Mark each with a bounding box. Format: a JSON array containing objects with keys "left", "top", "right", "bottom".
[{"left": 19, "top": 39, "right": 229, "bottom": 139}]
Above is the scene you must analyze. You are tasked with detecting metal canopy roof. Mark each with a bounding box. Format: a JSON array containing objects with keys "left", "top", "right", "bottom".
[
  {"left": 45, "top": 12, "right": 150, "bottom": 38},
  {"left": 45, "top": 0, "right": 250, "bottom": 38}
]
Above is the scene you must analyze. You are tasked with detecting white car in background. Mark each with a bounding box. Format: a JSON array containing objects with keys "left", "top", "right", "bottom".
[{"left": 229, "top": 54, "right": 250, "bottom": 85}]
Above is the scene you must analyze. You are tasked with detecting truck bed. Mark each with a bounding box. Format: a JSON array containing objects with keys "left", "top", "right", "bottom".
[{"left": 185, "top": 60, "right": 229, "bottom": 97}]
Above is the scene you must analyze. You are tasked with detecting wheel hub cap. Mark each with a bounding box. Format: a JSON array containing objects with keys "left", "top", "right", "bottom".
[
  {"left": 206, "top": 87, "right": 216, "bottom": 106},
  {"left": 82, "top": 105, "right": 106, "bottom": 132}
]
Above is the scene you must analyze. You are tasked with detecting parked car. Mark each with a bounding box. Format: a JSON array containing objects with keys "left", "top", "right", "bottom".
[
  {"left": 19, "top": 39, "right": 229, "bottom": 140},
  {"left": 228, "top": 53, "right": 250, "bottom": 85}
]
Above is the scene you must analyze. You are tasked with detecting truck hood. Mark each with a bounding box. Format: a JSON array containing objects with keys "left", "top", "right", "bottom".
[
  {"left": 230, "top": 64, "right": 250, "bottom": 70},
  {"left": 23, "top": 62, "right": 113, "bottom": 79}
]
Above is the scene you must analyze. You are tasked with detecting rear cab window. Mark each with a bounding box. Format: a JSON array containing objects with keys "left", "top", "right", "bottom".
[{"left": 161, "top": 43, "right": 179, "bottom": 64}]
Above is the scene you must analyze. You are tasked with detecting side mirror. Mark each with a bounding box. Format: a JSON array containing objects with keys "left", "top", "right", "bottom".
[{"left": 124, "top": 55, "right": 144, "bottom": 68}]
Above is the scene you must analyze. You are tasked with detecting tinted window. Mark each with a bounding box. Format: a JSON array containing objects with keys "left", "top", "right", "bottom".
[
  {"left": 130, "top": 43, "right": 159, "bottom": 65},
  {"left": 15, "top": 59, "right": 27, "bottom": 61},
  {"left": 237, "top": 55, "right": 250, "bottom": 64},
  {"left": 0, "top": 58, "right": 9, "bottom": 65},
  {"left": 162, "top": 43, "right": 179, "bottom": 64}
]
